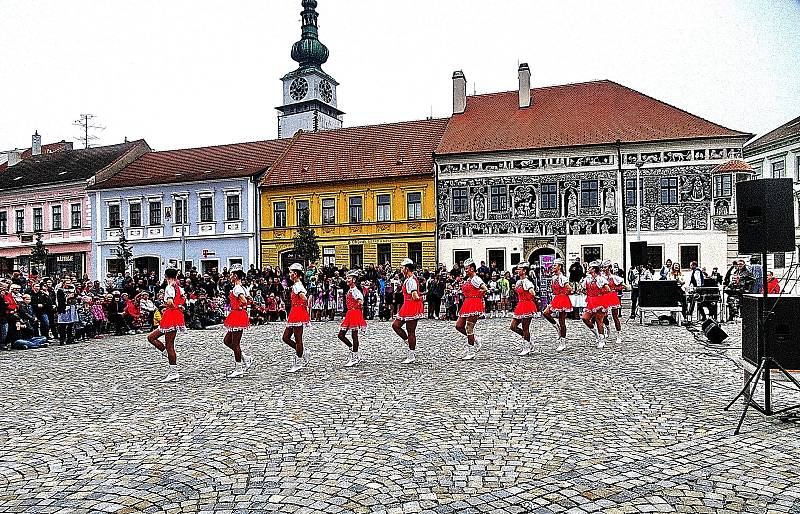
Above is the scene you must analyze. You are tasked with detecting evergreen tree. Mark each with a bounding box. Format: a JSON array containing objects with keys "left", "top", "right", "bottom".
[
  {"left": 30, "top": 231, "right": 49, "bottom": 272},
  {"left": 115, "top": 224, "right": 134, "bottom": 271},
  {"left": 292, "top": 212, "right": 320, "bottom": 266}
]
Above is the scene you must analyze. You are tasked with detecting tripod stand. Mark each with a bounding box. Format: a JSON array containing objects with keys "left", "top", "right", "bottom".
[{"left": 724, "top": 251, "right": 800, "bottom": 434}]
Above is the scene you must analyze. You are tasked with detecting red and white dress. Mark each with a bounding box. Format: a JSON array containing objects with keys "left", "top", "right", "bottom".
[
  {"left": 159, "top": 283, "right": 186, "bottom": 333},
  {"left": 548, "top": 274, "right": 573, "bottom": 313},
  {"left": 583, "top": 275, "right": 609, "bottom": 313},
  {"left": 459, "top": 275, "right": 486, "bottom": 318},
  {"left": 603, "top": 273, "right": 623, "bottom": 311},
  {"left": 224, "top": 284, "right": 250, "bottom": 332},
  {"left": 396, "top": 276, "right": 424, "bottom": 321},
  {"left": 286, "top": 282, "right": 311, "bottom": 328},
  {"left": 340, "top": 287, "right": 367, "bottom": 333},
  {"left": 513, "top": 277, "right": 538, "bottom": 319}
]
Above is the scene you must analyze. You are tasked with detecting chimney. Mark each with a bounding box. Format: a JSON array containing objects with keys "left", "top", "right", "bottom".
[
  {"left": 518, "top": 63, "right": 531, "bottom": 108},
  {"left": 32, "top": 131, "right": 42, "bottom": 156},
  {"left": 8, "top": 151, "right": 21, "bottom": 167},
  {"left": 452, "top": 70, "right": 467, "bottom": 115}
]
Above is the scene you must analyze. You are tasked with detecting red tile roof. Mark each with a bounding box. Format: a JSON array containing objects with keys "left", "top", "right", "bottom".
[
  {"left": 437, "top": 80, "right": 750, "bottom": 155},
  {"left": 744, "top": 114, "right": 800, "bottom": 155},
  {"left": 260, "top": 119, "right": 449, "bottom": 188},
  {"left": 712, "top": 159, "right": 754, "bottom": 173},
  {"left": 91, "top": 138, "right": 292, "bottom": 189}
]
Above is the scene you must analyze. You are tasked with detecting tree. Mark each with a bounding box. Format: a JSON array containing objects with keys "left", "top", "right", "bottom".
[
  {"left": 30, "top": 231, "right": 49, "bottom": 273},
  {"left": 292, "top": 212, "right": 320, "bottom": 266},
  {"left": 115, "top": 223, "right": 134, "bottom": 272}
]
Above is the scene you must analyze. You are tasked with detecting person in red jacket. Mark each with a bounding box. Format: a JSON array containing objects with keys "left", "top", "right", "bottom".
[
  {"left": 762, "top": 271, "right": 781, "bottom": 294},
  {"left": 147, "top": 267, "right": 185, "bottom": 383},
  {"left": 338, "top": 270, "right": 367, "bottom": 367},
  {"left": 222, "top": 265, "right": 254, "bottom": 378},
  {"left": 455, "top": 258, "right": 489, "bottom": 361},
  {"left": 392, "top": 258, "right": 424, "bottom": 364}
]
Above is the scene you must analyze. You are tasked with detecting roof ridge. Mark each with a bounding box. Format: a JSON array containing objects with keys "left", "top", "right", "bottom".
[
  {"left": 146, "top": 136, "right": 291, "bottom": 154},
  {"left": 258, "top": 131, "right": 304, "bottom": 188},
  {"left": 744, "top": 113, "right": 800, "bottom": 149},
  {"left": 466, "top": 79, "right": 612, "bottom": 100},
  {"left": 293, "top": 117, "right": 448, "bottom": 137}
]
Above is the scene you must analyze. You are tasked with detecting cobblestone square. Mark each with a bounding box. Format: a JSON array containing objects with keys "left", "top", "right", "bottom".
[{"left": 1, "top": 318, "right": 799, "bottom": 513}]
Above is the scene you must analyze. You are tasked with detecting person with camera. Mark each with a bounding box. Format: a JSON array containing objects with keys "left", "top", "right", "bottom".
[{"left": 56, "top": 278, "right": 79, "bottom": 345}]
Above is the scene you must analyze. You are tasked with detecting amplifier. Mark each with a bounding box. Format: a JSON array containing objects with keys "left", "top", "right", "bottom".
[
  {"left": 741, "top": 294, "right": 800, "bottom": 370},
  {"left": 639, "top": 280, "right": 683, "bottom": 308}
]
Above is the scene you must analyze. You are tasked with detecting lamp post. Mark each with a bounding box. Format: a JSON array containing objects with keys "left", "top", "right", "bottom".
[{"left": 634, "top": 159, "right": 644, "bottom": 241}]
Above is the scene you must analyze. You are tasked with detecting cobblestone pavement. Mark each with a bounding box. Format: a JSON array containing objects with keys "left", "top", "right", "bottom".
[{"left": 1, "top": 316, "right": 799, "bottom": 514}]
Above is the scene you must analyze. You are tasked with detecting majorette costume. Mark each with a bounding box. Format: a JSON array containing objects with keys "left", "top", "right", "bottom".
[
  {"left": 583, "top": 274, "right": 609, "bottom": 313},
  {"left": 459, "top": 275, "right": 486, "bottom": 318},
  {"left": 396, "top": 275, "right": 424, "bottom": 321},
  {"left": 159, "top": 283, "right": 186, "bottom": 333},
  {"left": 287, "top": 281, "right": 311, "bottom": 327},
  {"left": 548, "top": 274, "right": 573, "bottom": 313},
  {"left": 341, "top": 286, "right": 367, "bottom": 333},
  {"left": 603, "top": 273, "right": 624, "bottom": 311},
  {"left": 224, "top": 284, "right": 250, "bottom": 332},
  {"left": 513, "top": 277, "right": 538, "bottom": 319}
]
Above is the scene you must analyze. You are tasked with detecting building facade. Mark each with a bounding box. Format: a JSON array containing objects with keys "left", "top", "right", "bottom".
[
  {"left": 88, "top": 139, "right": 288, "bottom": 279},
  {"left": 260, "top": 119, "right": 447, "bottom": 270},
  {"left": 0, "top": 140, "right": 148, "bottom": 277},
  {"left": 743, "top": 114, "right": 800, "bottom": 273},
  {"left": 435, "top": 67, "right": 752, "bottom": 271}
]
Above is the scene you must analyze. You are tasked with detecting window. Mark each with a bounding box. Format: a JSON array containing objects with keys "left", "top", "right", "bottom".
[
  {"left": 453, "top": 249, "right": 472, "bottom": 264},
  {"left": 771, "top": 160, "right": 786, "bottom": 178},
  {"left": 149, "top": 201, "right": 162, "bottom": 225},
  {"left": 349, "top": 197, "right": 363, "bottom": 223},
  {"left": 108, "top": 204, "right": 120, "bottom": 228},
  {"left": 51, "top": 205, "right": 62, "bottom": 231},
  {"left": 540, "top": 183, "right": 557, "bottom": 210},
  {"left": 228, "top": 258, "right": 243, "bottom": 269},
  {"left": 580, "top": 180, "right": 598, "bottom": 207},
  {"left": 625, "top": 178, "right": 639, "bottom": 206},
  {"left": 376, "top": 194, "right": 391, "bottom": 222},
  {"left": 226, "top": 194, "right": 240, "bottom": 221},
  {"left": 713, "top": 174, "right": 732, "bottom": 197},
  {"left": 322, "top": 198, "right": 335, "bottom": 225},
  {"left": 350, "top": 244, "right": 363, "bottom": 268},
  {"left": 296, "top": 199, "right": 310, "bottom": 226},
  {"left": 71, "top": 204, "right": 81, "bottom": 228},
  {"left": 582, "top": 245, "right": 602, "bottom": 263},
  {"left": 174, "top": 197, "right": 188, "bottom": 224},
  {"left": 33, "top": 207, "right": 42, "bottom": 232},
  {"left": 774, "top": 252, "right": 786, "bottom": 269},
  {"left": 452, "top": 188, "right": 468, "bottom": 214},
  {"left": 322, "top": 247, "right": 336, "bottom": 266},
  {"left": 487, "top": 249, "right": 505, "bottom": 271},
  {"left": 647, "top": 245, "right": 664, "bottom": 269},
  {"left": 15, "top": 210, "right": 24, "bottom": 233},
  {"left": 274, "top": 201, "right": 287, "bottom": 228},
  {"left": 377, "top": 243, "right": 392, "bottom": 266},
  {"left": 660, "top": 178, "right": 678, "bottom": 205},
  {"left": 797, "top": 156, "right": 800, "bottom": 180},
  {"left": 490, "top": 185, "right": 507, "bottom": 212},
  {"left": 129, "top": 203, "right": 142, "bottom": 227},
  {"left": 0, "top": 211, "right": 6, "bottom": 234},
  {"left": 407, "top": 192, "right": 422, "bottom": 220},
  {"left": 201, "top": 259, "right": 219, "bottom": 274},
  {"left": 200, "top": 196, "right": 214, "bottom": 223},
  {"left": 679, "top": 245, "right": 699, "bottom": 269},
  {"left": 408, "top": 242, "right": 423, "bottom": 266}
]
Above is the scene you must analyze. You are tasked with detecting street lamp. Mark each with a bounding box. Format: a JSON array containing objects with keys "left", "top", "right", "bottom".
[
  {"left": 164, "top": 193, "right": 188, "bottom": 272},
  {"left": 634, "top": 158, "right": 645, "bottom": 241}
]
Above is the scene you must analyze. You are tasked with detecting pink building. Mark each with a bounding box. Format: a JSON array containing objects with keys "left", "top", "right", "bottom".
[{"left": 0, "top": 139, "right": 149, "bottom": 278}]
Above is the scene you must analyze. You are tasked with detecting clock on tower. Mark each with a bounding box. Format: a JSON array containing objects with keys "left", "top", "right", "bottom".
[{"left": 277, "top": 0, "right": 344, "bottom": 138}]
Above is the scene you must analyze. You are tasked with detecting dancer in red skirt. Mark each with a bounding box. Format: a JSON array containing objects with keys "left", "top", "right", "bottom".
[
  {"left": 455, "top": 258, "right": 489, "bottom": 360},
  {"left": 222, "top": 265, "right": 254, "bottom": 378},
  {"left": 601, "top": 260, "right": 625, "bottom": 345},
  {"left": 392, "top": 258, "right": 423, "bottom": 364},
  {"left": 581, "top": 261, "right": 611, "bottom": 348},
  {"left": 147, "top": 267, "right": 185, "bottom": 383},
  {"left": 339, "top": 270, "right": 367, "bottom": 367},
  {"left": 284, "top": 263, "right": 310, "bottom": 373},
  {"left": 510, "top": 261, "right": 538, "bottom": 356},
  {"left": 542, "top": 258, "right": 573, "bottom": 351}
]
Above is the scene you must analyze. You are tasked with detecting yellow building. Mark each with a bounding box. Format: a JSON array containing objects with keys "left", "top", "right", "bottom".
[{"left": 259, "top": 119, "right": 448, "bottom": 270}]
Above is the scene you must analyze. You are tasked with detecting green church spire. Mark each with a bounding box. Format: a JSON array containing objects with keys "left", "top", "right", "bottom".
[{"left": 291, "top": 0, "right": 330, "bottom": 69}]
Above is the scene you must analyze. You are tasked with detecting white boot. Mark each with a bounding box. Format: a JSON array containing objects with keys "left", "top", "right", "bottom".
[
  {"left": 344, "top": 352, "right": 359, "bottom": 367},
  {"left": 243, "top": 354, "right": 255, "bottom": 372},
  {"left": 288, "top": 355, "right": 303, "bottom": 373},
  {"left": 402, "top": 349, "right": 416, "bottom": 364},
  {"left": 597, "top": 334, "right": 605, "bottom": 349},
  {"left": 161, "top": 365, "right": 179, "bottom": 383},
  {"left": 227, "top": 361, "right": 245, "bottom": 378},
  {"left": 556, "top": 338, "right": 567, "bottom": 351},
  {"left": 302, "top": 349, "right": 311, "bottom": 367},
  {"left": 461, "top": 344, "right": 476, "bottom": 361},
  {"left": 615, "top": 331, "right": 622, "bottom": 345},
  {"left": 459, "top": 344, "right": 471, "bottom": 360},
  {"left": 474, "top": 337, "right": 482, "bottom": 355},
  {"left": 518, "top": 341, "right": 532, "bottom": 356}
]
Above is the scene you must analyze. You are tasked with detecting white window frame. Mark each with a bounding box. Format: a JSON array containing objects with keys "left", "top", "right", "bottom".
[
  {"left": 224, "top": 191, "right": 241, "bottom": 221},
  {"left": 198, "top": 191, "right": 214, "bottom": 223},
  {"left": 128, "top": 199, "right": 142, "bottom": 227}
]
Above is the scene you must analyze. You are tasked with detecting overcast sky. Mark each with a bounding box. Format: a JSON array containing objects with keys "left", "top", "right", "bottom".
[{"left": 1, "top": 0, "right": 798, "bottom": 151}]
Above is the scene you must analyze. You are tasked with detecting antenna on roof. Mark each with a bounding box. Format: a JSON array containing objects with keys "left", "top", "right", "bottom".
[{"left": 72, "top": 114, "right": 105, "bottom": 149}]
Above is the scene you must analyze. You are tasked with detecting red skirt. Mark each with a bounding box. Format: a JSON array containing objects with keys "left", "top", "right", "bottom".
[
  {"left": 459, "top": 297, "right": 485, "bottom": 318},
  {"left": 548, "top": 294, "right": 573, "bottom": 313},
  {"left": 513, "top": 299, "right": 538, "bottom": 319},
  {"left": 585, "top": 295, "right": 607, "bottom": 313},
  {"left": 340, "top": 308, "right": 367, "bottom": 332},
  {"left": 602, "top": 291, "right": 621, "bottom": 310},
  {"left": 287, "top": 305, "right": 311, "bottom": 327},
  {"left": 224, "top": 309, "right": 250, "bottom": 332},
  {"left": 159, "top": 308, "right": 186, "bottom": 333},
  {"left": 397, "top": 299, "right": 424, "bottom": 320}
]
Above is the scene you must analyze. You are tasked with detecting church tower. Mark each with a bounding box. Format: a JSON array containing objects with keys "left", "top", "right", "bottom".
[{"left": 277, "top": 0, "right": 344, "bottom": 138}]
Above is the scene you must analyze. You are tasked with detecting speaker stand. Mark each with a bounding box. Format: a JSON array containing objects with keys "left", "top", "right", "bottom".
[{"left": 724, "top": 251, "right": 800, "bottom": 434}]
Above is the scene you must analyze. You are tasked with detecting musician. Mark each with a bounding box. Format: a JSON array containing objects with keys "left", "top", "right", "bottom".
[
  {"left": 627, "top": 264, "right": 652, "bottom": 320},
  {"left": 687, "top": 261, "right": 704, "bottom": 318}
]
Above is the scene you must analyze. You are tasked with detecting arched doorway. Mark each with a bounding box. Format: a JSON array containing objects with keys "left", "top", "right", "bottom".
[{"left": 528, "top": 247, "right": 562, "bottom": 269}]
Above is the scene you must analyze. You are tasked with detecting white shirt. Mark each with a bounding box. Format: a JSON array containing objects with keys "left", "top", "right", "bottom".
[
  {"left": 349, "top": 288, "right": 364, "bottom": 301},
  {"left": 164, "top": 284, "right": 177, "bottom": 301},
  {"left": 404, "top": 276, "right": 418, "bottom": 293},
  {"left": 583, "top": 275, "right": 608, "bottom": 288},
  {"left": 551, "top": 274, "right": 568, "bottom": 287},
  {"left": 469, "top": 275, "right": 484, "bottom": 288},
  {"left": 232, "top": 284, "right": 247, "bottom": 298},
  {"left": 517, "top": 278, "right": 535, "bottom": 291},
  {"left": 607, "top": 274, "right": 624, "bottom": 286},
  {"left": 292, "top": 282, "right": 307, "bottom": 295}
]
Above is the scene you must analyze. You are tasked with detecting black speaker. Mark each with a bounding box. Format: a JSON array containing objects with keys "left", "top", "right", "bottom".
[
  {"left": 638, "top": 280, "right": 683, "bottom": 308},
  {"left": 701, "top": 319, "right": 728, "bottom": 344},
  {"left": 736, "top": 178, "right": 795, "bottom": 254},
  {"left": 630, "top": 241, "right": 648, "bottom": 267},
  {"left": 741, "top": 294, "right": 800, "bottom": 369}
]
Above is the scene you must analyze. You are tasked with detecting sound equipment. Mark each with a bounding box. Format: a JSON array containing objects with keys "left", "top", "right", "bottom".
[
  {"left": 741, "top": 294, "right": 800, "bottom": 370},
  {"left": 638, "top": 280, "right": 682, "bottom": 308},
  {"left": 701, "top": 319, "right": 728, "bottom": 344},
  {"left": 692, "top": 286, "right": 721, "bottom": 301},
  {"left": 736, "top": 178, "right": 795, "bottom": 254},
  {"left": 630, "top": 241, "right": 648, "bottom": 267}
]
